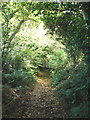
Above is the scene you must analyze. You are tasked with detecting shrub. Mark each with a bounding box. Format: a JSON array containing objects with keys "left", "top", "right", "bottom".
[
  {"left": 2, "top": 69, "right": 36, "bottom": 89},
  {"left": 50, "top": 61, "right": 88, "bottom": 118}
]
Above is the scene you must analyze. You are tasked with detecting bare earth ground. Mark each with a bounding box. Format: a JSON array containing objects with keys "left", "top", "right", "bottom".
[{"left": 4, "top": 71, "right": 68, "bottom": 118}]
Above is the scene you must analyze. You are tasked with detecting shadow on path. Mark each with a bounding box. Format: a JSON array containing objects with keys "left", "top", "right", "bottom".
[{"left": 7, "top": 71, "right": 68, "bottom": 118}]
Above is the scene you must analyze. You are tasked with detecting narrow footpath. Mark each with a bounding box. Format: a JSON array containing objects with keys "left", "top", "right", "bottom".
[{"left": 8, "top": 71, "right": 68, "bottom": 118}]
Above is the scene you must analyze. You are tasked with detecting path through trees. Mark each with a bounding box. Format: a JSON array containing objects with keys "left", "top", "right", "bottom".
[{"left": 6, "top": 71, "right": 68, "bottom": 118}]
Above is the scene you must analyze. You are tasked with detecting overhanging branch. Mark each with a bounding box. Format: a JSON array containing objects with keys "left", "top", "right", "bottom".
[
  {"left": 9, "top": 19, "right": 25, "bottom": 42},
  {"left": 9, "top": 17, "right": 37, "bottom": 42}
]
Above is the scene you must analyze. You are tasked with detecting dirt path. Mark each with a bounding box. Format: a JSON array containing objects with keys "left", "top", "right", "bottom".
[{"left": 8, "top": 71, "right": 68, "bottom": 118}]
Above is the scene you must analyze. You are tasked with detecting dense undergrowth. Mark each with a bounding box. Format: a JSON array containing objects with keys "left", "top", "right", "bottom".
[
  {"left": 49, "top": 59, "right": 88, "bottom": 118},
  {"left": 1, "top": 2, "right": 89, "bottom": 118}
]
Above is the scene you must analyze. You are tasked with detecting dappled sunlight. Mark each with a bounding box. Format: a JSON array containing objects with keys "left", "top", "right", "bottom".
[
  {"left": 37, "top": 78, "right": 48, "bottom": 85},
  {"left": 18, "top": 21, "right": 64, "bottom": 48},
  {"left": 37, "top": 71, "right": 50, "bottom": 78},
  {"left": 2, "top": 2, "right": 88, "bottom": 118},
  {"left": 36, "top": 71, "right": 50, "bottom": 85},
  {"left": 23, "top": 71, "right": 68, "bottom": 118}
]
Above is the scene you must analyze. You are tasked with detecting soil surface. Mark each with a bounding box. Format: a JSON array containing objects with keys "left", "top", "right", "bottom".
[{"left": 4, "top": 71, "right": 68, "bottom": 118}]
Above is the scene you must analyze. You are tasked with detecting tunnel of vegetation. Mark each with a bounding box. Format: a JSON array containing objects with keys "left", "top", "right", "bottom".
[{"left": 1, "top": 2, "right": 89, "bottom": 118}]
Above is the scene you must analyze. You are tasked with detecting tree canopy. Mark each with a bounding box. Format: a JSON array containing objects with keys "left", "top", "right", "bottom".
[{"left": 1, "top": 1, "right": 89, "bottom": 118}]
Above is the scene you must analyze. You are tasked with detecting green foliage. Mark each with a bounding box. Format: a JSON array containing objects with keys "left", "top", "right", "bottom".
[
  {"left": 38, "top": 2, "right": 89, "bottom": 65},
  {"left": 50, "top": 61, "right": 88, "bottom": 118},
  {"left": 3, "top": 69, "right": 36, "bottom": 89},
  {"left": 70, "top": 103, "right": 88, "bottom": 118},
  {"left": 34, "top": 3, "right": 89, "bottom": 117},
  {"left": 47, "top": 49, "right": 68, "bottom": 70},
  {"left": 2, "top": 2, "right": 89, "bottom": 118}
]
